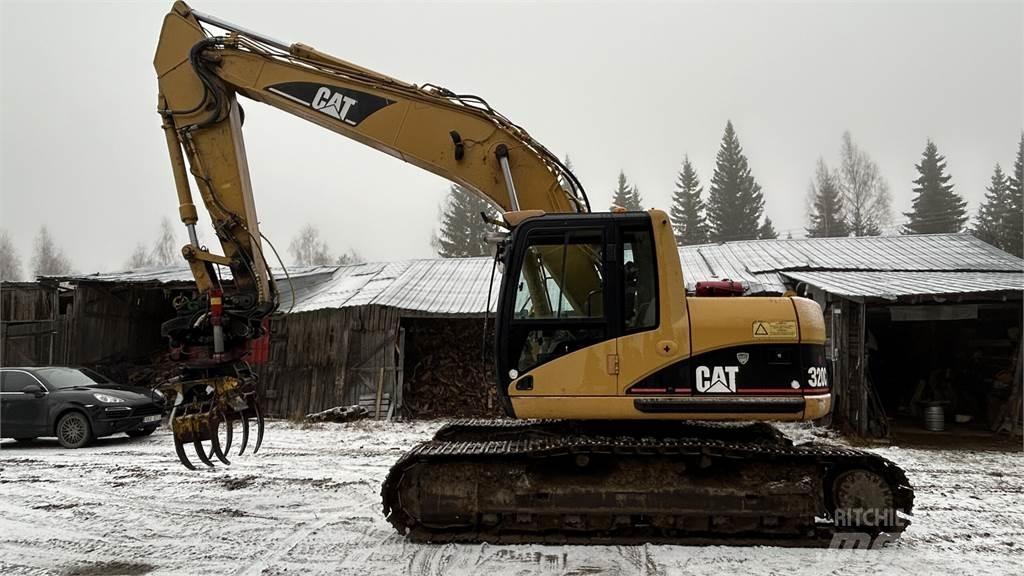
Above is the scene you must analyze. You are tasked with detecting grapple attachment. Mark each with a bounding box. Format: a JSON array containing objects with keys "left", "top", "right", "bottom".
[{"left": 164, "top": 375, "right": 264, "bottom": 469}]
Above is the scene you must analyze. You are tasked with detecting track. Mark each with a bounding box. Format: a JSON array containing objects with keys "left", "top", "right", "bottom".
[{"left": 382, "top": 420, "right": 914, "bottom": 546}]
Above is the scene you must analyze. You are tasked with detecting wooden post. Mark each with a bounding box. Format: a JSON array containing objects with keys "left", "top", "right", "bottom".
[
  {"left": 374, "top": 366, "right": 385, "bottom": 420},
  {"left": 48, "top": 283, "right": 58, "bottom": 365},
  {"left": 858, "top": 301, "right": 868, "bottom": 437},
  {"left": 395, "top": 327, "right": 405, "bottom": 418}
]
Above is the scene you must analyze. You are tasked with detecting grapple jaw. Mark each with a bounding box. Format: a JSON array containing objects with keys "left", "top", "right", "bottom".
[{"left": 163, "top": 375, "right": 264, "bottom": 469}]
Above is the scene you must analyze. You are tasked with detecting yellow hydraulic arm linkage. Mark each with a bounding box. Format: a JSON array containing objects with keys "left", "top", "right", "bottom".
[{"left": 154, "top": 1, "right": 589, "bottom": 468}]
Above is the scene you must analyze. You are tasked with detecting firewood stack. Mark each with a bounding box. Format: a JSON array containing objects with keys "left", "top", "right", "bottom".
[{"left": 402, "top": 318, "right": 501, "bottom": 419}]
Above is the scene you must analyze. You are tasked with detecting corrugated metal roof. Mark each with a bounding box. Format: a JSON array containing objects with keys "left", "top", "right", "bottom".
[
  {"left": 63, "top": 258, "right": 503, "bottom": 316},
  {"left": 286, "top": 262, "right": 403, "bottom": 312},
  {"left": 677, "top": 233, "right": 1023, "bottom": 296},
  {"left": 282, "top": 258, "right": 500, "bottom": 315},
  {"left": 677, "top": 243, "right": 789, "bottom": 294},
  {"left": 683, "top": 233, "right": 1021, "bottom": 275},
  {"left": 49, "top": 233, "right": 1023, "bottom": 314},
  {"left": 781, "top": 271, "right": 1024, "bottom": 299},
  {"left": 53, "top": 265, "right": 338, "bottom": 285},
  {"left": 374, "top": 257, "right": 500, "bottom": 315}
]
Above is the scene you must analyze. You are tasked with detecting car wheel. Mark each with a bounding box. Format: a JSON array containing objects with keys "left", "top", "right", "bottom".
[
  {"left": 126, "top": 425, "right": 158, "bottom": 438},
  {"left": 13, "top": 437, "right": 37, "bottom": 443},
  {"left": 56, "top": 412, "right": 93, "bottom": 449}
]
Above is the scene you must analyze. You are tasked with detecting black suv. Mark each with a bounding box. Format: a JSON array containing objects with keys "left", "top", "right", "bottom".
[{"left": 0, "top": 367, "right": 165, "bottom": 448}]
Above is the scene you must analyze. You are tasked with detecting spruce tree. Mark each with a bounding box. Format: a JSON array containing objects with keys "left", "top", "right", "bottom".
[
  {"left": 973, "top": 164, "right": 1011, "bottom": 249},
  {"left": 610, "top": 170, "right": 643, "bottom": 211},
  {"left": 706, "top": 121, "right": 764, "bottom": 242},
  {"left": 1006, "top": 134, "right": 1024, "bottom": 257},
  {"left": 433, "top": 184, "right": 500, "bottom": 257},
  {"left": 806, "top": 158, "right": 849, "bottom": 237},
  {"left": 558, "top": 155, "right": 576, "bottom": 197},
  {"left": 669, "top": 156, "right": 709, "bottom": 245},
  {"left": 757, "top": 218, "right": 778, "bottom": 240},
  {"left": 903, "top": 139, "right": 967, "bottom": 234}
]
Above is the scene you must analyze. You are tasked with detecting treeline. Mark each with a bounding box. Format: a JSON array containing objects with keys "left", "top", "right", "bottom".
[
  {"left": 124, "top": 219, "right": 364, "bottom": 270},
  {"left": 668, "top": 126, "right": 1022, "bottom": 258},
  {"left": 432, "top": 124, "right": 1023, "bottom": 258},
  {"left": 288, "top": 223, "right": 363, "bottom": 266},
  {"left": 125, "top": 217, "right": 181, "bottom": 269},
  {"left": 0, "top": 226, "right": 72, "bottom": 281}
]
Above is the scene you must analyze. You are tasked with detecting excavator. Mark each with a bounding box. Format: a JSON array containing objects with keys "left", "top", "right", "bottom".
[{"left": 154, "top": 2, "right": 913, "bottom": 545}]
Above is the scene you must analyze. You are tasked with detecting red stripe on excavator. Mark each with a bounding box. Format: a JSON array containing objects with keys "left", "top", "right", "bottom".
[{"left": 628, "top": 388, "right": 692, "bottom": 394}]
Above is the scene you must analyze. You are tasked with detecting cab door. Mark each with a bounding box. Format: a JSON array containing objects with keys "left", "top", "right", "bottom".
[
  {"left": 500, "top": 223, "right": 619, "bottom": 400},
  {"left": 614, "top": 220, "right": 691, "bottom": 394}
]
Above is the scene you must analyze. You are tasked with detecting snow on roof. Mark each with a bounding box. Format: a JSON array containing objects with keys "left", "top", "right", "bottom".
[
  {"left": 678, "top": 233, "right": 1024, "bottom": 297},
  {"left": 47, "top": 234, "right": 1023, "bottom": 314},
  {"left": 272, "top": 258, "right": 503, "bottom": 316},
  {"left": 781, "top": 271, "right": 1024, "bottom": 299},
  {"left": 50, "top": 265, "right": 339, "bottom": 286}
]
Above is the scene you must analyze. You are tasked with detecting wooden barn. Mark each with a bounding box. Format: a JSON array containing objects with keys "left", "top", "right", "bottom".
[
  {"left": 679, "top": 233, "right": 1024, "bottom": 444},
  {"left": 1, "top": 260, "right": 500, "bottom": 420}
]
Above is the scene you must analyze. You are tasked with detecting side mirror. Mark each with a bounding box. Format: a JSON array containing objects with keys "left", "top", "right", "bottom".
[{"left": 21, "top": 383, "right": 46, "bottom": 398}]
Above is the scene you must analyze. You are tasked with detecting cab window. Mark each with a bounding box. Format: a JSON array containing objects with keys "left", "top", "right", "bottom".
[
  {"left": 514, "top": 231, "right": 604, "bottom": 320},
  {"left": 509, "top": 228, "right": 606, "bottom": 374},
  {"left": 621, "top": 226, "right": 658, "bottom": 333}
]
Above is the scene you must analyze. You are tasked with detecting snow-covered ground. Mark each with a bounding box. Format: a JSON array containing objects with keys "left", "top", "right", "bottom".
[{"left": 1, "top": 420, "right": 1021, "bottom": 576}]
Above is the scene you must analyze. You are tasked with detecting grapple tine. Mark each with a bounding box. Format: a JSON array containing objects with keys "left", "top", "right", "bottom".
[
  {"left": 169, "top": 405, "right": 196, "bottom": 470},
  {"left": 238, "top": 415, "right": 250, "bottom": 456},
  {"left": 223, "top": 415, "right": 234, "bottom": 454},
  {"left": 164, "top": 375, "right": 264, "bottom": 467},
  {"left": 194, "top": 437, "right": 215, "bottom": 467},
  {"left": 174, "top": 434, "right": 196, "bottom": 470},
  {"left": 253, "top": 402, "right": 265, "bottom": 454},
  {"left": 210, "top": 414, "right": 231, "bottom": 465}
]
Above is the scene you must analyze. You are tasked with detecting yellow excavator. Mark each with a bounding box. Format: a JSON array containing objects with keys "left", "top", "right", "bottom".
[{"left": 154, "top": 2, "right": 912, "bottom": 545}]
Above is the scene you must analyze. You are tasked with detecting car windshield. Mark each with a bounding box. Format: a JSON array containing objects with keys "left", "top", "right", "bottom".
[{"left": 34, "top": 367, "right": 110, "bottom": 390}]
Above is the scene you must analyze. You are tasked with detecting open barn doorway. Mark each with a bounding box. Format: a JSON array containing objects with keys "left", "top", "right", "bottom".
[{"left": 866, "top": 302, "right": 1022, "bottom": 449}]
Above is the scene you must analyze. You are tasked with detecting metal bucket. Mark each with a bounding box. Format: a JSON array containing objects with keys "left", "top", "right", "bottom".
[{"left": 923, "top": 404, "right": 945, "bottom": 432}]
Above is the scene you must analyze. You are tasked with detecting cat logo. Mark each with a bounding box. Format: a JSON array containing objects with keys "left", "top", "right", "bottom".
[
  {"left": 310, "top": 86, "right": 358, "bottom": 125},
  {"left": 695, "top": 366, "right": 739, "bottom": 393},
  {"left": 265, "top": 82, "right": 394, "bottom": 128}
]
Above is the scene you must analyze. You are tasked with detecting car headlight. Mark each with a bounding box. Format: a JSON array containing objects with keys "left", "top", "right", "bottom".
[{"left": 93, "top": 393, "right": 124, "bottom": 404}]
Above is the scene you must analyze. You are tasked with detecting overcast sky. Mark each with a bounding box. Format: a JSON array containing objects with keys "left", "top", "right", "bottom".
[{"left": 1, "top": 1, "right": 1021, "bottom": 275}]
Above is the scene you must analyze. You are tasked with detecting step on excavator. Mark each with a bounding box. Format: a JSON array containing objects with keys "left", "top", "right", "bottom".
[{"left": 154, "top": 2, "right": 913, "bottom": 545}]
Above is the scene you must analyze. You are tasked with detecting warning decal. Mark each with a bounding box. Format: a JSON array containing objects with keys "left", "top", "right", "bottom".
[{"left": 752, "top": 320, "right": 797, "bottom": 338}]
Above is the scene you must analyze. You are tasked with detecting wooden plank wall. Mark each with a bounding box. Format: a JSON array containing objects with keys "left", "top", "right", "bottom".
[
  {"left": 1, "top": 283, "right": 61, "bottom": 366},
  {"left": 65, "top": 284, "right": 174, "bottom": 365},
  {"left": 256, "top": 305, "right": 401, "bottom": 419},
  {"left": 1, "top": 283, "right": 56, "bottom": 321}
]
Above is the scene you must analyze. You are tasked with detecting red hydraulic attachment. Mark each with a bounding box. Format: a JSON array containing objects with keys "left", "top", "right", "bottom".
[{"left": 694, "top": 279, "right": 744, "bottom": 297}]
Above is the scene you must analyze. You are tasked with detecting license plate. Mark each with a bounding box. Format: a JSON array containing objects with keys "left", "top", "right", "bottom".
[{"left": 143, "top": 415, "right": 161, "bottom": 424}]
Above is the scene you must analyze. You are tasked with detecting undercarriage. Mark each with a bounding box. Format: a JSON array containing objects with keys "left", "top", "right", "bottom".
[{"left": 382, "top": 420, "right": 914, "bottom": 546}]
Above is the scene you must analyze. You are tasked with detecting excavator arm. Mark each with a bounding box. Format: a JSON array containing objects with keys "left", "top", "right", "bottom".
[
  {"left": 153, "top": 1, "right": 589, "bottom": 468},
  {"left": 156, "top": 1, "right": 586, "bottom": 307}
]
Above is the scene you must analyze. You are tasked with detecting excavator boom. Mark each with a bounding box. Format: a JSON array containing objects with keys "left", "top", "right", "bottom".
[{"left": 157, "top": 2, "right": 587, "bottom": 294}]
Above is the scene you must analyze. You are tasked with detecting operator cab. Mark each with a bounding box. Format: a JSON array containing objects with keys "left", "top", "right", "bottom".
[{"left": 495, "top": 212, "right": 657, "bottom": 415}]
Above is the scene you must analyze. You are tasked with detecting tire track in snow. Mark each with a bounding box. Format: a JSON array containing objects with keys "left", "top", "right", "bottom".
[{"left": 233, "top": 514, "right": 347, "bottom": 576}]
